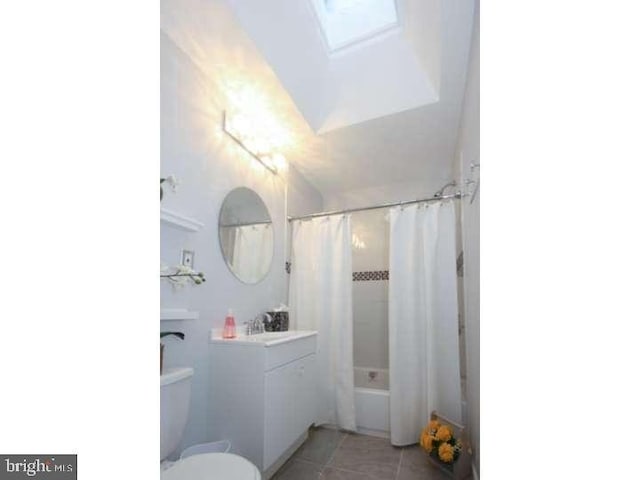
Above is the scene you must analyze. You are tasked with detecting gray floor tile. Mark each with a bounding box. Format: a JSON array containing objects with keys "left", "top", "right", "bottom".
[
  {"left": 340, "top": 434, "right": 396, "bottom": 450},
  {"left": 322, "top": 466, "right": 388, "bottom": 480},
  {"left": 327, "top": 433, "right": 401, "bottom": 480},
  {"left": 397, "top": 445, "right": 456, "bottom": 480},
  {"left": 272, "top": 459, "right": 324, "bottom": 480},
  {"left": 397, "top": 462, "right": 452, "bottom": 480},
  {"left": 293, "top": 427, "right": 346, "bottom": 465}
]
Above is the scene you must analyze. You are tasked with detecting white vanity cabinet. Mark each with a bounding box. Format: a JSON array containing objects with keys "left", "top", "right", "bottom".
[{"left": 208, "top": 331, "right": 317, "bottom": 479}]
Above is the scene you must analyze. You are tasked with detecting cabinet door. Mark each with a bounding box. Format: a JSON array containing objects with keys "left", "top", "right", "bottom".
[
  {"left": 295, "top": 353, "right": 317, "bottom": 435},
  {"left": 263, "top": 361, "right": 296, "bottom": 469}
]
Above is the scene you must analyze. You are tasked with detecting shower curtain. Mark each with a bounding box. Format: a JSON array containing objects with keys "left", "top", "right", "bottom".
[
  {"left": 289, "top": 215, "right": 357, "bottom": 431},
  {"left": 232, "top": 224, "right": 272, "bottom": 282},
  {"left": 388, "top": 201, "right": 462, "bottom": 446}
]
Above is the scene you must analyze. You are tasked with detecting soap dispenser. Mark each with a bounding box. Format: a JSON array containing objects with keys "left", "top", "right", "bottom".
[{"left": 222, "top": 308, "right": 236, "bottom": 339}]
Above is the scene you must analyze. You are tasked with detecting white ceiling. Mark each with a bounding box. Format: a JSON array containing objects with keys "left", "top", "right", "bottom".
[
  {"left": 226, "top": 0, "right": 441, "bottom": 133},
  {"left": 161, "top": 0, "right": 477, "bottom": 202}
]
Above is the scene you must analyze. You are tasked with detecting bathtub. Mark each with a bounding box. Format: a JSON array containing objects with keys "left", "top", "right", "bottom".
[
  {"left": 353, "top": 369, "right": 468, "bottom": 437},
  {"left": 354, "top": 367, "right": 390, "bottom": 438}
]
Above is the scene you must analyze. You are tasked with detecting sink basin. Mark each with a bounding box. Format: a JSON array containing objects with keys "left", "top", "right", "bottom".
[{"left": 210, "top": 330, "right": 316, "bottom": 346}]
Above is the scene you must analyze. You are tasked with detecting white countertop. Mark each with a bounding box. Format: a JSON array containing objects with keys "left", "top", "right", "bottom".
[{"left": 210, "top": 330, "right": 317, "bottom": 347}]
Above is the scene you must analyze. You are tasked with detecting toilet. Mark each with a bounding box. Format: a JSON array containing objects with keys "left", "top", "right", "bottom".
[
  {"left": 161, "top": 367, "right": 261, "bottom": 479},
  {"left": 162, "top": 453, "right": 261, "bottom": 480}
]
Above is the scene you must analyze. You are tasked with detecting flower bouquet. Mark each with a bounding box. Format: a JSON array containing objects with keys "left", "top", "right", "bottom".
[{"left": 419, "top": 413, "right": 470, "bottom": 478}]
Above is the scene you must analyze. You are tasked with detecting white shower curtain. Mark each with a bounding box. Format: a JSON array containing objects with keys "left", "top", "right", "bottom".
[
  {"left": 232, "top": 224, "right": 273, "bottom": 282},
  {"left": 289, "top": 215, "right": 357, "bottom": 431},
  {"left": 388, "top": 201, "right": 462, "bottom": 446}
]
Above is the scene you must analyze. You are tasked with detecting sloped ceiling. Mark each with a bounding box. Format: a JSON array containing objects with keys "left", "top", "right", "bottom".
[
  {"left": 227, "top": 0, "right": 440, "bottom": 134},
  {"left": 161, "top": 0, "right": 476, "bottom": 202},
  {"left": 161, "top": 0, "right": 328, "bottom": 190}
]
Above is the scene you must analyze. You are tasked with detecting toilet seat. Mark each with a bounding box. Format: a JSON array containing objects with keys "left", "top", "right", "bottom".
[{"left": 161, "top": 453, "right": 261, "bottom": 480}]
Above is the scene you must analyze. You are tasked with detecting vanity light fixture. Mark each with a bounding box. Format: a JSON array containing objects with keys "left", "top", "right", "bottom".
[{"left": 222, "top": 110, "right": 287, "bottom": 175}]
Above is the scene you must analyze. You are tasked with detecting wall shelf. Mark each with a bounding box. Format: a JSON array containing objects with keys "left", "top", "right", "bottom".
[
  {"left": 161, "top": 308, "right": 199, "bottom": 321},
  {"left": 160, "top": 207, "right": 204, "bottom": 232}
]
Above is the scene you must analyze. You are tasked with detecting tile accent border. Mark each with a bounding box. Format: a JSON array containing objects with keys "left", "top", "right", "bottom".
[
  {"left": 353, "top": 270, "right": 389, "bottom": 281},
  {"left": 286, "top": 264, "right": 389, "bottom": 281}
]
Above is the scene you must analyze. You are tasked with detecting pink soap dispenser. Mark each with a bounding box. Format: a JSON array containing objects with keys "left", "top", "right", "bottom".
[{"left": 222, "top": 308, "right": 236, "bottom": 339}]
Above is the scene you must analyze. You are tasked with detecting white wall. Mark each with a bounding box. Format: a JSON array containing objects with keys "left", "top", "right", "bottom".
[
  {"left": 287, "top": 164, "right": 323, "bottom": 219},
  {"left": 454, "top": 3, "right": 480, "bottom": 475},
  {"left": 160, "top": 28, "right": 322, "bottom": 454},
  {"left": 324, "top": 178, "right": 453, "bottom": 212}
]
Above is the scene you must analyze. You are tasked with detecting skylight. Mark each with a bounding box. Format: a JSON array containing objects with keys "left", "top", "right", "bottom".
[{"left": 311, "top": 0, "right": 399, "bottom": 52}]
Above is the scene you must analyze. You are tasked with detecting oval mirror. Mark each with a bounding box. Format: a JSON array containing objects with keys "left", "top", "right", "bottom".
[{"left": 218, "top": 187, "right": 274, "bottom": 284}]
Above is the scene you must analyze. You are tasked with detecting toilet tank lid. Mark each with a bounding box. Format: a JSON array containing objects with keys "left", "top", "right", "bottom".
[{"left": 161, "top": 367, "right": 194, "bottom": 386}]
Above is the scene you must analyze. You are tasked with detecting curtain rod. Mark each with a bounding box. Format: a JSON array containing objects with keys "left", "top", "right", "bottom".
[{"left": 288, "top": 191, "right": 467, "bottom": 221}]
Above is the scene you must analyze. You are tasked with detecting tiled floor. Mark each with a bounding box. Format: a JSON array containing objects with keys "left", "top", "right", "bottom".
[{"left": 272, "top": 427, "right": 470, "bottom": 480}]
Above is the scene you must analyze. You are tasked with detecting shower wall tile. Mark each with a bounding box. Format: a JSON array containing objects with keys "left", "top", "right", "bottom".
[
  {"left": 353, "top": 299, "right": 389, "bottom": 369},
  {"left": 354, "top": 319, "right": 389, "bottom": 369},
  {"left": 351, "top": 208, "right": 390, "bottom": 370},
  {"left": 353, "top": 299, "right": 387, "bottom": 325},
  {"left": 351, "top": 209, "right": 389, "bottom": 272},
  {"left": 352, "top": 253, "right": 388, "bottom": 272},
  {"left": 353, "top": 280, "right": 388, "bottom": 304}
]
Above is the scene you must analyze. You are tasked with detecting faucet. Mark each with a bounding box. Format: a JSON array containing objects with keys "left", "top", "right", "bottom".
[{"left": 245, "top": 313, "right": 273, "bottom": 335}]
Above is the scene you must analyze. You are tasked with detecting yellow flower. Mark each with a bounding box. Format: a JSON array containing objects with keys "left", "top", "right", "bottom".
[
  {"left": 428, "top": 420, "right": 440, "bottom": 433},
  {"left": 435, "top": 425, "right": 452, "bottom": 442},
  {"left": 420, "top": 428, "right": 435, "bottom": 452},
  {"left": 438, "top": 443, "right": 455, "bottom": 463}
]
